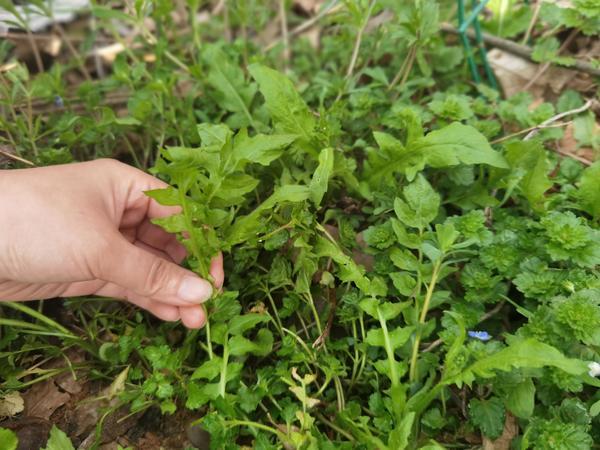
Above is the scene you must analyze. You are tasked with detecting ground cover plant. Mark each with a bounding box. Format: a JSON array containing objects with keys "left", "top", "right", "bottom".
[{"left": 0, "top": 0, "right": 599, "bottom": 448}]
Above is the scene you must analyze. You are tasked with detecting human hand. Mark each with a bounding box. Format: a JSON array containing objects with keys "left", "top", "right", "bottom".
[{"left": 0, "top": 159, "right": 224, "bottom": 328}]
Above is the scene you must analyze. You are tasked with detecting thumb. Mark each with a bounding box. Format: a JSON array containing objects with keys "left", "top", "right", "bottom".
[{"left": 96, "top": 236, "right": 213, "bottom": 305}]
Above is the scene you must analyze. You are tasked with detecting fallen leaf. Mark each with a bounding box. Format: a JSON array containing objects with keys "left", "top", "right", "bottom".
[
  {"left": 23, "top": 380, "right": 70, "bottom": 420},
  {"left": 108, "top": 366, "right": 129, "bottom": 399},
  {"left": 0, "top": 391, "right": 25, "bottom": 418},
  {"left": 0, "top": 417, "right": 52, "bottom": 450},
  {"left": 294, "top": 0, "right": 324, "bottom": 14},
  {"left": 488, "top": 48, "right": 574, "bottom": 99}
]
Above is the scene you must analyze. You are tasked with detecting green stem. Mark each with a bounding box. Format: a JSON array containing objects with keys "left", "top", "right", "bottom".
[
  {"left": 204, "top": 305, "right": 213, "bottom": 360},
  {"left": 218, "top": 342, "right": 229, "bottom": 397},
  {"left": 409, "top": 260, "right": 442, "bottom": 382},
  {"left": 376, "top": 307, "right": 398, "bottom": 389},
  {"left": 226, "top": 420, "right": 290, "bottom": 444},
  {"left": 305, "top": 291, "right": 323, "bottom": 336}
]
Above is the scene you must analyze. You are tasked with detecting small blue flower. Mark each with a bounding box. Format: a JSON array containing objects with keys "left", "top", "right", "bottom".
[
  {"left": 468, "top": 330, "right": 492, "bottom": 341},
  {"left": 54, "top": 95, "right": 64, "bottom": 108}
]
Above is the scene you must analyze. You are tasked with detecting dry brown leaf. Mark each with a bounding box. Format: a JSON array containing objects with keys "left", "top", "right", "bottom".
[
  {"left": 558, "top": 122, "right": 596, "bottom": 164},
  {"left": 560, "top": 122, "right": 579, "bottom": 153},
  {"left": 488, "top": 48, "right": 574, "bottom": 99},
  {"left": 294, "top": 0, "right": 324, "bottom": 14},
  {"left": 22, "top": 379, "right": 70, "bottom": 420},
  {"left": 0, "top": 391, "right": 25, "bottom": 418}
]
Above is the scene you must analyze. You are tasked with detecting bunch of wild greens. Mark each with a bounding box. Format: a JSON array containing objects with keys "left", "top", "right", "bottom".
[
  {"left": 142, "top": 44, "right": 600, "bottom": 448},
  {"left": 1, "top": 1, "right": 599, "bottom": 448}
]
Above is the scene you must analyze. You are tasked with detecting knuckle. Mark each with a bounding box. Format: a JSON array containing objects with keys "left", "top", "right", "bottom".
[{"left": 144, "top": 258, "right": 174, "bottom": 297}]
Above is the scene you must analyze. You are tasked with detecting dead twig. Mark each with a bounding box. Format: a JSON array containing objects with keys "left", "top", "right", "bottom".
[
  {"left": 3, "top": 31, "right": 112, "bottom": 43},
  {"left": 521, "top": 0, "right": 541, "bottom": 45},
  {"left": 0, "top": 148, "right": 35, "bottom": 166},
  {"left": 523, "top": 99, "right": 593, "bottom": 140},
  {"left": 345, "top": 0, "right": 376, "bottom": 80},
  {"left": 279, "top": 0, "right": 290, "bottom": 65},
  {"left": 490, "top": 121, "right": 572, "bottom": 144},
  {"left": 440, "top": 23, "right": 600, "bottom": 77},
  {"left": 265, "top": 0, "right": 341, "bottom": 52}
]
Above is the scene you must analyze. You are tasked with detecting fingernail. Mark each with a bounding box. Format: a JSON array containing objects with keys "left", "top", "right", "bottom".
[{"left": 178, "top": 277, "right": 213, "bottom": 303}]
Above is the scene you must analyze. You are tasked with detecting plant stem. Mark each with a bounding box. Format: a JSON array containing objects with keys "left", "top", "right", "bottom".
[
  {"left": 218, "top": 342, "right": 229, "bottom": 397},
  {"left": 279, "top": 0, "right": 290, "bottom": 67},
  {"left": 345, "top": 0, "right": 377, "bottom": 80},
  {"left": 226, "top": 420, "right": 290, "bottom": 443},
  {"left": 305, "top": 291, "right": 323, "bottom": 336},
  {"left": 389, "top": 43, "right": 418, "bottom": 95},
  {"left": 376, "top": 307, "right": 398, "bottom": 388},
  {"left": 409, "top": 260, "right": 442, "bottom": 382},
  {"left": 204, "top": 305, "right": 213, "bottom": 360}
]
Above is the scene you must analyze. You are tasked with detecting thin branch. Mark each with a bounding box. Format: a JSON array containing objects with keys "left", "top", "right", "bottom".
[
  {"left": 521, "top": 0, "right": 541, "bottom": 45},
  {"left": 345, "top": 0, "right": 376, "bottom": 80},
  {"left": 388, "top": 43, "right": 417, "bottom": 92},
  {"left": 523, "top": 99, "right": 593, "bottom": 140},
  {"left": 26, "top": 30, "right": 44, "bottom": 73},
  {"left": 440, "top": 23, "right": 600, "bottom": 77},
  {"left": 279, "top": 0, "right": 290, "bottom": 65},
  {"left": 0, "top": 148, "right": 35, "bottom": 166},
  {"left": 490, "top": 121, "right": 571, "bottom": 144},
  {"left": 265, "top": 0, "right": 341, "bottom": 51},
  {"left": 3, "top": 31, "right": 112, "bottom": 43},
  {"left": 555, "top": 147, "right": 593, "bottom": 166}
]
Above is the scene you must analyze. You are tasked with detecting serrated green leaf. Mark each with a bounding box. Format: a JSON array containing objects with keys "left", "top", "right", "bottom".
[
  {"left": 309, "top": 147, "right": 334, "bottom": 206},
  {"left": 203, "top": 45, "right": 256, "bottom": 127},
  {"left": 413, "top": 122, "right": 508, "bottom": 169},
  {"left": 41, "top": 426, "right": 75, "bottom": 450},
  {"left": 505, "top": 378, "right": 535, "bottom": 419},
  {"left": 394, "top": 175, "right": 440, "bottom": 229},
  {"left": 228, "top": 328, "right": 273, "bottom": 356},
  {"left": 226, "top": 185, "right": 309, "bottom": 245},
  {"left": 578, "top": 161, "right": 600, "bottom": 219},
  {"left": 469, "top": 397, "right": 505, "bottom": 439},
  {"left": 365, "top": 326, "right": 414, "bottom": 349},
  {"left": 228, "top": 313, "right": 270, "bottom": 335},
  {"left": 248, "top": 64, "right": 315, "bottom": 147},
  {"left": 505, "top": 140, "right": 552, "bottom": 209},
  {"left": 233, "top": 131, "right": 297, "bottom": 167},
  {"left": 389, "top": 248, "right": 419, "bottom": 271},
  {"left": 186, "top": 381, "right": 220, "bottom": 409},
  {"left": 451, "top": 338, "right": 588, "bottom": 387},
  {"left": 388, "top": 412, "right": 415, "bottom": 450},
  {"left": 390, "top": 272, "right": 417, "bottom": 296},
  {"left": 191, "top": 357, "right": 223, "bottom": 381}
]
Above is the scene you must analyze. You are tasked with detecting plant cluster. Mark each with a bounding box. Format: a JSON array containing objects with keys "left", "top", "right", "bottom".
[{"left": 1, "top": 1, "right": 599, "bottom": 448}]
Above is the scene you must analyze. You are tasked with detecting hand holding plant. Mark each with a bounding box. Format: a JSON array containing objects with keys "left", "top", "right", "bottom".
[{"left": 0, "top": 159, "right": 224, "bottom": 328}]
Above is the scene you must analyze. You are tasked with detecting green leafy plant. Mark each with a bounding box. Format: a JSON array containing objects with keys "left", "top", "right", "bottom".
[{"left": 1, "top": 1, "right": 599, "bottom": 448}]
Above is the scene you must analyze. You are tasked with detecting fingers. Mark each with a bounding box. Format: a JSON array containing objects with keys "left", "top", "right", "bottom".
[
  {"left": 95, "top": 234, "right": 213, "bottom": 306},
  {"left": 115, "top": 163, "right": 182, "bottom": 227},
  {"left": 210, "top": 253, "right": 225, "bottom": 289},
  {"left": 133, "top": 219, "right": 187, "bottom": 263},
  {"left": 179, "top": 305, "right": 207, "bottom": 329},
  {"left": 72, "top": 281, "right": 204, "bottom": 327},
  {"left": 126, "top": 293, "right": 181, "bottom": 322}
]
